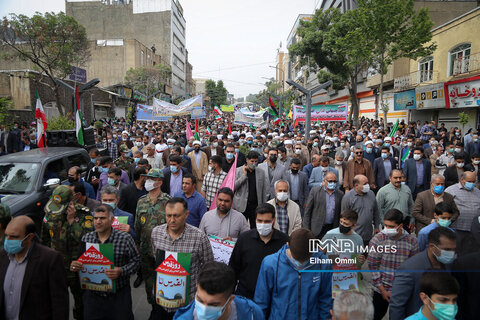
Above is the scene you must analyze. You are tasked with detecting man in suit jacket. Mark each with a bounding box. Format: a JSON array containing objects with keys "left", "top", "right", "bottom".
[
  {"left": 6, "top": 125, "right": 21, "bottom": 154},
  {"left": 284, "top": 158, "right": 308, "bottom": 213},
  {"left": 118, "top": 167, "right": 148, "bottom": 216},
  {"left": 303, "top": 171, "right": 344, "bottom": 238},
  {"left": 257, "top": 148, "right": 287, "bottom": 200},
  {"left": 308, "top": 156, "right": 339, "bottom": 189},
  {"left": 402, "top": 147, "right": 432, "bottom": 199},
  {"left": 0, "top": 216, "right": 69, "bottom": 320},
  {"left": 389, "top": 227, "right": 456, "bottom": 320},
  {"left": 373, "top": 146, "right": 398, "bottom": 190},
  {"left": 443, "top": 152, "right": 474, "bottom": 187},
  {"left": 202, "top": 136, "right": 224, "bottom": 161},
  {"left": 188, "top": 141, "right": 209, "bottom": 192},
  {"left": 343, "top": 146, "right": 375, "bottom": 192},
  {"left": 412, "top": 174, "right": 459, "bottom": 233},
  {"left": 233, "top": 151, "right": 269, "bottom": 228},
  {"left": 161, "top": 155, "right": 188, "bottom": 196}
]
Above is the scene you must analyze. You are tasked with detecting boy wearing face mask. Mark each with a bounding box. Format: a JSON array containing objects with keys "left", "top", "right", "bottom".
[
  {"left": 417, "top": 202, "right": 455, "bottom": 251},
  {"left": 368, "top": 209, "right": 419, "bottom": 320}
]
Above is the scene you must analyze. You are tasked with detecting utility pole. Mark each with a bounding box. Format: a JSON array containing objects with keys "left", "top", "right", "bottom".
[{"left": 286, "top": 79, "right": 332, "bottom": 140}]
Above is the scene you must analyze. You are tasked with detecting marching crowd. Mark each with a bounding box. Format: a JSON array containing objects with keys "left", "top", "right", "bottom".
[{"left": 1, "top": 115, "right": 480, "bottom": 320}]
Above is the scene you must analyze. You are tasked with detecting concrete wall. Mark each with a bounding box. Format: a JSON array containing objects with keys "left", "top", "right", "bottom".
[{"left": 414, "top": 1, "right": 479, "bottom": 28}]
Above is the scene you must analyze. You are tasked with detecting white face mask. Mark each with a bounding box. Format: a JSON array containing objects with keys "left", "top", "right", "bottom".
[
  {"left": 145, "top": 179, "right": 156, "bottom": 192},
  {"left": 456, "top": 162, "right": 464, "bottom": 168},
  {"left": 276, "top": 192, "right": 289, "bottom": 202},
  {"left": 474, "top": 160, "right": 480, "bottom": 165},
  {"left": 362, "top": 184, "right": 370, "bottom": 193},
  {"left": 413, "top": 154, "right": 421, "bottom": 161},
  {"left": 382, "top": 227, "right": 399, "bottom": 238},
  {"left": 295, "top": 149, "right": 301, "bottom": 155},
  {"left": 256, "top": 223, "right": 273, "bottom": 237}
]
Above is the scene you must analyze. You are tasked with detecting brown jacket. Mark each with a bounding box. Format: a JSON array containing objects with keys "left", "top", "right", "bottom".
[
  {"left": 343, "top": 158, "right": 374, "bottom": 190},
  {"left": 412, "top": 189, "right": 459, "bottom": 233},
  {"left": 202, "top": 146, "right": 225, "bottom": 161}
]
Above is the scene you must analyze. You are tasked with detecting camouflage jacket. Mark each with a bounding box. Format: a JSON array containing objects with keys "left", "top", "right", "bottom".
[
  {"left": 42, "top": 204, "right": 94, "bottom": 270},
  {"left": 114, "top": 156, "right": 134, "bottom": 172},
  {"left": 134, "top": 192, "right": 171, "bottom": 256}
]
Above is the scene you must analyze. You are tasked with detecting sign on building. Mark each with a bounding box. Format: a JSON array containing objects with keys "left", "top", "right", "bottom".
[
  {"left": 394, "top": 90, "right": 416, "bottom": 110},
  {"left": 444, "top": 75, "right": 480, "bottom": 108},
  {"left": 68, "top": 67, "right": 87, "bottom": 83},
  {"left": 415, "top": 83, "right": 445, "bottom": 109}
]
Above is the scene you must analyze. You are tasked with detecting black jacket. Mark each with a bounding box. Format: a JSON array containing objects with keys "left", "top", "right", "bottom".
[
  {"left": 118, "top": 182, "right": 147, "bottom": 216},
  {"left": 443, "top": 164, "right": 474, "bottom": 188},
  {"left": 161, "top": 167, "right": 188, "bottom": 195}
]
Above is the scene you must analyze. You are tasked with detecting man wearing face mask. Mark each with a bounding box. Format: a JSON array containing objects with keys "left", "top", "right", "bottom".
[
  {"left": 174, "top": 262, "right": 264, "bottom": 320},
  {"left": 131, "top": 136, "right": 144, "bottom": 154},
  {"left": 258, "top": 148, "right": 287, "bottom": 199},
  {"left": 66, "top": 166, "right": 96, "bottom": 199},
  {"left": 1, "top": 216, "right": 69, "bottom": 319},
  {"left": 203, "top": 136, "right": 224, "bottom": 161},
  {"left": 403, "top": 147, "right": 431, "bottom": 200},
  {"left": 188, "top": 141, "right": 209, "bottom": 192},
  {"left": 118, "top": 167, "right": 147, "bottom": 216},
  {"left": 343, "top": 146, "right": 375, "bottom": 193},
  {"left": 390, "top": 227, "right": 456, "bottom": 320},
  {"left": 69, "top": 181, "right": 101, "bottom": 213},
  {"left": 267, "top": 180, "right": 302, "bottom": 236},
  {"left": 114, "top": 145, "right": 134, "bottom": 172},
  {"left": 41, "top": 185, "right": 93, "bottom": 320},
  {"left": 445, "top": 171, "right": 480, "bottom": 256},
  {"left": 135, "top": 169, "right": 171, "bottom": 308},
  {"left": 284, "top": 158, "right": 308, "bottom": 213},
  {"left": 100, "top": 185, "right": 135, "bottom": 239},
  {"left": 254, "top": 228, "right": 332, "bottom": 320},
  {"left": 228, "top": 203, "right": 289, "bottom": 300},
  {"left": 405, "top": 272, "right": 459, "bottom": 320},
  {"left": 162, "top": 155, "right": 188, "bottom": 197},
  {"left": 233, "top": 151, "right": 269, "bottom": 228},
  {"left": 201, "top": 156, "right": 227, "bottom": 209},
  {"left": 417, "top": 202, "right": 455, "bottom": 251},
  {"left": 308, "top": 156, "right": 339, "bottom": 189},
  {"left": 368, "top": 209, "right": 419, "bottom": 320},
  {"left": 96, "top": 157, "right": 130, "bottom": 199},
  {"left": 443, "top": 152, "right": 474, "bottom": 187}
]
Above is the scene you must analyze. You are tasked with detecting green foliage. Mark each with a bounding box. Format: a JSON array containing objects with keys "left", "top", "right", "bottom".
[
  {"left": 205, "top": 80, "right": 228, "bottom": 106},
  {"left": 0, "top": 98, "right": 15, "bottom": 127},
  {"left": 124, "top": 64, "right": 172, "bottom": 98},
  {"left": 458, "top": 112, "right": 469, "bottom": 128},
  {"left": 2, "top": 12, "right": 90, "bottom": 115},
  {"left": 47, "top": 115, "right": 74, "bottom": 130}
]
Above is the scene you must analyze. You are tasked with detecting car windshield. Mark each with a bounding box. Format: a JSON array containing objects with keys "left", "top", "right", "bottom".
[{"left": 0, "top": 163, "right": 40, "bottom": 193}]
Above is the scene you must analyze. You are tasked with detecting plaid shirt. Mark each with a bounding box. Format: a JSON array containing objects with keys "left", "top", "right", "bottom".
[
  {"left": 275, "top": 201, "right": 289, "bottom": 234},
  {"left": 104, "top": 142, "right": 119, "bottom": 160},
  {"left": 367, "top": 232, "right": 418, "bottom": 293},
  {"left": 82, "top": 228, "right": 140, "bottom": 291},
  {"left": 445, "top": 183, "right": 480, "bottom": 231},
  {"left": 151, "top": 224, "right": 214, "bottom": 310},
  {"left": 201, "top": 170, "right": 227, "bottom": 208}
]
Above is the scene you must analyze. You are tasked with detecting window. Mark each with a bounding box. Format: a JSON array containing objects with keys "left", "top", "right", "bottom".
[
  {"left": 141, "top": 50, "right": 145, "bottom": 66},
  {"left": 67, "top": 154, "right": 89, "bottom": 174},
  {"left": 418, "top": 56, "right": 433, "bottom": 82},
  {"left": 449, "top": 43, "right": 471, "bottom": 76}
]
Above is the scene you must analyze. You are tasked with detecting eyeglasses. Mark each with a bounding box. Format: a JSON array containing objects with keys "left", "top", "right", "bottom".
[{"left": 355, "top": 152, "right": 363, "bottom": 155}]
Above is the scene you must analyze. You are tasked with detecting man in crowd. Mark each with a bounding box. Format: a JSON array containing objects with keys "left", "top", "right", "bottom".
[
  {"left": 188, "top": 141, "right": 209, "bottom": 192},
  {"left": 162, "top": 155, "right": 188, "bottom": 196},
  {"left": 403, "top": 147, "right": 431, "bottom": 199},
  {"left": 151, "top": 198, "right": 214, "bottom": 319},
  {"left": 222, "top": 144, "right": 244, "bottom": 172},
  {"left": 200, "top": 187, "right": 249, "bottom": 240},
  {"left": 174, "top": 174, "right": 207, "bottom": 228},
  {"left": 71, "top": 204, "right": 140, "bottom": 319},
  {"left": 96, "top": 157, "right": 130, "bottom": 199},
  {"left": 258, "top": 148, "right": 287, "bottom": 198},
  {"left": 304, "top": 172, "right": 344, "bottom": 239},
  {"left": 444, "top": 152, "right": 474, "bottom": 187},
  {"left": 100, "top": 185, "right": 135, "bottom": 239},
  {"left": 118, "top": 166, "right": 147, "bottom": 216},
  {"left": 114, "top": 145, "right": 134, "bottom": 172},
  {"left": 417, "top": 202, "right": 455, "bottom": 251},
  {"left": 233, "top": 151, "right": 269, "bottom": 228},
  {"left": 201, "top": 155, "right": 226, "bottom": 209},
  {"left": 373, "top": 146, "right": 398, "bottom": 190},
  {"left": 229, "top": 203, "right": 289, "bottom": 300},
  {"left": 267, "top": 180, "right": 302, "bottom": 236},
  {"left": 343, "top": 146, "right": 375, "bottom": 193},
  {"left": 302, "top": 154, "right": 321, "bottom": 180},
  {"left": 69, "top": 181, "right": 101, "bottom": 213},
  {"left": 284, "top": 158, "right": 308, "bottom": 213},
  {"left": 203, "top": 135, "right": 224, "bottom": 161},
  {"left": 308, "top": 156, "right": 339, "bottom": 188},
  {"left": 66, "top": 166, "right": 96, "bottom": 199}
]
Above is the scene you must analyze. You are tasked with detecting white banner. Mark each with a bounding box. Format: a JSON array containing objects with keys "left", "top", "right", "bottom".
[
  {"left": 152, "top": 95, "right": 202, "bottom": 116},
  {"left": 234, "top": 109, "right": 266, "bottom": 127}
]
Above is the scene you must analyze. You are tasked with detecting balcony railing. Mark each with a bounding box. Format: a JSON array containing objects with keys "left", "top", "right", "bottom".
[
  {"left": 394, "top": 70, "right": 438, "bottom": 92},
  {"left": 452, "top": 52, "right": 480, "bottom": 76}
]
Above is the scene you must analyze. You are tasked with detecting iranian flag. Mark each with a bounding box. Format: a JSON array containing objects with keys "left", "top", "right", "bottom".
[
  {"left": 213, "top": 106, "right": 223, "bottom": 116},
  {"left": 75, "top": 87, "right": 84, "bottom": 146},
  {"left": 206, "top": 126, "right": 212, "bottom": 136},
  {"left": 273, "top": 117, "right": 281, "bottom": 125},
  {"left": 35, "top": 92, "right": 47, "bottom": 148}
]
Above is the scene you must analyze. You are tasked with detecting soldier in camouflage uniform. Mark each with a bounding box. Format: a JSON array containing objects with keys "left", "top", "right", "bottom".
[
  {"left": 42, "top": 185, "right": 94, "bottom": 320},
  {"left": 0, "top": 204, "right": 11, "bottom": 250},
  {"left": 134, "top": 168, "right": 171, "bottom": 307},
  {"left": 114, "top": 144, "right": 134, "bottom": 172}
]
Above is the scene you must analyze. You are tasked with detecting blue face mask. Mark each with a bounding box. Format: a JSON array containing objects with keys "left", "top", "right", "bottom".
[
  {"left": 102, "top": 202, "right": 116, "bottom": 209},
  {"left": 433, "top": 245, "right": 456, "bottom": 265},
  {"left": 99, "top": 167, "right": 108, "bottom": 174},
  {"left": 384, "top": 143, "right": 391, "bottom": 147},
  {"left": 327, "top": 182, "right": 337, "bottom": 190},
  {"left": 427, "top": 296, "right": 458, "bottom": 320},
  {"left": 247, "top": 140, "right": 253, "bottom": 145},
  {"left": 235, "top": 148, "right": 239, "bottom": 153},
  {"left": 194, "top": 298, "right": 228, "bottom": 320},
  {"left": 437, "top": 218, "right": 452, "bottom": 228},
  {"left": 381, "top": 153, "right": 388, "bottom": 159},
  {"left": 4, "top": 235, "right": 28, "bottom": 255},
  {"left": 107, "top": 177, "right": 116, "bottom": 186},
  {"left": 366, "top": 147, "right": 373, "bottom": 153},
  {"left": 226, "top": 153, "right": 234, "bottom": 160},
  {"left": 91, "top": 158, "right": 96, "bottom": 164},
  {"left": 464, "top": 182, "right": 475, "bottom": 191},
  {"left": 433, "top": 185, "right": 445, "bottom": 195},
  {"left": 170, "top": 165, "right": 178, "bottom": 173},
  {"left": 134, "top": 158, "right": 140, "bottom": 164}
]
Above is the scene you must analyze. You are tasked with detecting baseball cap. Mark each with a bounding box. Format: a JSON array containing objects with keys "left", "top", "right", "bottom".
[
  {"left": 45, "top": 185, "right": 73, "bottom": 214},
  {"left": 142, "top": 168, "right": 164, "bottom": 179},
  {"left": 119, "top": 145, "right": 130, "bottom": 153}
]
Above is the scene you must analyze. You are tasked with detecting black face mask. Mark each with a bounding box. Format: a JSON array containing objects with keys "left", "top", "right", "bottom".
[
  {"left": 269, "top": 155, "right": 277, "bottom": 163},
  {"left": 291, "top": 169, "right": 299, "bottom": 174},
  {"left": 339, "top": 224, "right": 352, "bottom": 234},
  {"left": 68, "top": 177, "right": 78, "bottom": 184}
]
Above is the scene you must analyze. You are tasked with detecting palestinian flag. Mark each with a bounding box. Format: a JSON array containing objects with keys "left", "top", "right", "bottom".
[
  {"left": 213, "top": 106, "right": 223, "bottom": 116},
  {"left": 268, "top": 96, "right": 279, "bottom": 117},
  {"left": 35, "top": 92, "right": 47, "bottom": 148},
  {"left": 75, "top": 87, "right": 84, "bottom": 146}
]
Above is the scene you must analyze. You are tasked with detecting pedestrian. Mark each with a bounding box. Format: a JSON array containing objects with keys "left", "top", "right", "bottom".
[
  {"left": 257, "top": 148, "right": 287, "bottom": 199},
  {"left": 162, "top": 155, "right": 188, "bottom": 196},
  {"left": 308, "top": 156, "right": 339, "bottom": 188},
  {"left": 174, "top": 174, "right": 207, "bottom": 228},
  {"left": 200, "top": 155, "right": 227, "bottom": 209},
  {"left": 403, "top": 147, "right": 432, "bottom": 199},
  {"left": 100, "top": 185, "right": 135, "bottom": 238},
  {"left": 343, "top": 146, "right": 375, "bottom": 193},
  {"left": 114, "top": 144, "right": 134, "bottom": 172},
  {"left": 0, "top": 204, "right": 11, "bottom": 250},
  {"left": 443, "top": 152, "right": 474, "bottom": 187},
  {"left": 267, "top": 180, "right": 302, "bottom": 236},
  {"left": 118, "top": 166, "right": 148, "bottom": 216},
  {"left": 417, "top": 202, "right": 455, "bottom": 251},
  {"left": 188, "top": 140, "right": 209, "bottom": 192},
  {"left": 373, "top": 146, "right": 398, "bottom": 189},
  {"left": 66, "top": 166, "right": 96, "bottom": 199}
]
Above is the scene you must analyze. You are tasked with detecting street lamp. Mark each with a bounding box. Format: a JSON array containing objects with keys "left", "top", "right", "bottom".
[
  {"left": 269, "top": 65, "right": 285, "bottom": 94},
  {"left": 286, "top": 79, "right": 332, "bottom": 140},
  {"left": 55, "top": 78, "right": 100, "bottom": 116}
]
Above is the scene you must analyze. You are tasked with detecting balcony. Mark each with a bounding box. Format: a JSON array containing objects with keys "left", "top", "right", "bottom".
[
  {"left": 452, "top": 52, "right": 480, "bottom": 76},
  {"left": 393, "top": 70, "right": 438, "bottom": 92}
]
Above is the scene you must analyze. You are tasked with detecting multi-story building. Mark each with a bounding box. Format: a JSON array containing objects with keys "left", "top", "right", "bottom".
[
  {"left": 66, "top": 0, "right": 188, "bottom": 97},
  {"left": 194, "top": 78, "right": 209, "bottom": 106}
]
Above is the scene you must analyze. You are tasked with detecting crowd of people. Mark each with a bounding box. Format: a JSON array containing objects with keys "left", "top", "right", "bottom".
[{"left": 0, "top": 114, "right": 480, "bottom": 320}]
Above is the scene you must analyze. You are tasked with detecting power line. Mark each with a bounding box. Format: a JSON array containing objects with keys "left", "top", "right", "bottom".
[{"left": 193, "top": 61, "right": 274, "bottom": 75}]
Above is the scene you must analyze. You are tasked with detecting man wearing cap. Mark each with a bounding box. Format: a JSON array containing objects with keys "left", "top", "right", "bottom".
[
  {"left": 41, "top": 185, "right": 93, "bottom": 320},
  {"left": 114, "top": 144, "right": 134, "bottom": 172},
  {"left": 188, "top": 140, "right": 209, "bottom": 192},
  {"left": 320, "top": 144, "right": 335, "bottom": 166},
  {"left": 134, "top": 168, "right": 171, "bottom": 309},
  {"left": 0, "top": 204, "right": 11, "bottom": 250}
]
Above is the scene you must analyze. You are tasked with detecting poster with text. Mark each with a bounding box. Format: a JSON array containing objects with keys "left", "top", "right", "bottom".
[
  {"left": 112, "top": 216, "right": 128, "bottom": 231},
  {"left": 77, "top": 243, "right": 115, "bottom": 293},
  {"left": 208, "top": 235, "right": 235, "bottom": 264},
  {"left": 155, "top": 251, "right": 191, "bottom": 309}
]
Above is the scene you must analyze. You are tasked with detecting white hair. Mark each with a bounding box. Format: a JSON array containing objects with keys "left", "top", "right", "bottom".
[
  {"left": 274, "top": 179, "right": 290, "bottom": 192},
  {"left": 333, "top": 291, "right": 373, "bottom": 320}
]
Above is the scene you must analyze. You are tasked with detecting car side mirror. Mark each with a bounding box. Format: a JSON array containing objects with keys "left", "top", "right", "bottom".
[{"left": 43, "top": 178, "right": 60, "bottom": 189}]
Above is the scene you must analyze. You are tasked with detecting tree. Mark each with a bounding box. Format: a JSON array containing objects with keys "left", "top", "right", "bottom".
[
  {"left": 124, "top": 64, "right": 172, "bottom": 98},
  {"left": 357, "top": 0, "right": 436, "bottom": 126},
  {"left": 289, "top": 8, "right": 371, "bottom": 126},
  {"left": 205, "top": 80, "right": 229, "bottom": 106},
  {"left": 1, "top": 12, "right": 90, "bottom": 115},
  {"left": 0, "top": 97, "right": 15, "bottom": 127},
  {"left": 458, "top": 112, "right": 469, "bottom": 135}
]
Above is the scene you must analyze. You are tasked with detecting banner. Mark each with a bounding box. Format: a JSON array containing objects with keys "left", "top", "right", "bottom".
[
  {"left": 136, "top": 104, "right": 169, "bottom": 121},
  {"left": 190, "top": 107, "right": 206, "bottom": 119},
  {"left": 153, "top": 95, "right": 202, "bottom": 116},
  {"left": 293, "top": 104, "right": 347, "bottom": 122},
  {"left": 220, "top": 105, "right": 234, "bottom": 112},
  {"left": 416, "top": 83, "right": 445, "bottom": 109},
  {"left": 444, "top": 75, "right": 480, "bottom": 108},
  {"left": 233, "top": 109, "right": 266, "bottom": 127},
  {"left": 394, "top": 90, "right": 416, "bottom": 110},
  {"left": 77, "top": 243, "right": 115, "bottom": 293},
  {"left": 208, "top": 235, "right": 235, "bottom": 264}
]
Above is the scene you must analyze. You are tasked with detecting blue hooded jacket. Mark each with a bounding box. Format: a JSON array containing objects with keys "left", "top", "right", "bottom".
[
  {"left": 253, "top": 244, "right": 332, "bottom": 320},
  {"left": 173, "top": 295, "right": 264, "bottom": 320}
]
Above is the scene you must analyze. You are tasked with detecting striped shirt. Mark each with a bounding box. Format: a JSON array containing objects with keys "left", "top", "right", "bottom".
[
  {"left": 367, "top": 232, "right": 418, "bottom": 293},
  {"left": 275, "top": 201, "right": 289, "bottom": 234},
  {"left": 201, "top": 170, "right": 227, "bottom": 208}
]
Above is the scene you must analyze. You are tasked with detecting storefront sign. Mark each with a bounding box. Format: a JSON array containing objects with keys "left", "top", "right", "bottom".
[
  {"left": 415, "top": 83, "right": 445, "bottom": 109},
  {"left": 444, "top": 75, "right": 480, "bottom": 108},
  {"left": 394, "top": 90, "right": 416, "bottom": 110}
]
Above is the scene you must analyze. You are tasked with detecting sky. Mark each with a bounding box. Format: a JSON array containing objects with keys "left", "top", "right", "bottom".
[{"left": 0, "top": 0, "right": 319, "bottom": 98}]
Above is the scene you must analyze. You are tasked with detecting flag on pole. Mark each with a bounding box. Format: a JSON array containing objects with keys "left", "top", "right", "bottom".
[
  {"left": 268, "top": 96, "right": 279, "bottom": 117},
  {"left": 209, "top": 153, "right": 238, "bottom": 210},
  {"left": 35, "top": 91, "right": 47, "bottom": 148},
  {"left": 186, "top": 120, "right": 194, "bottom": 140},
  {"left": 206, "top": 126, "right": 212, "bottom": 136},
  {"left": 389, "top": 119, "right": 399, "bottom": 138},
  {"left": 75, "top": 87, "right": 84, "bottom": 146},
  {"left": 273, "top": 118, "right": 281, "bottom": 125},
  {"left": 194, "top": 119, "right": 199, "bottom": 133},
  {"left": 228, "top": 119, "right": 231, "bottom": 134},
  {"left": 213, "top": 106, "right": 223, "bottom": 116},
  {"left": 401, "top": 149, "right": 411, "bottom": 163},
  {"left": 194, "top": 119, "right": 200, "bottom": 141},
  {"left": 215, "top": 115, "right": 221, "bottom": 121}
]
